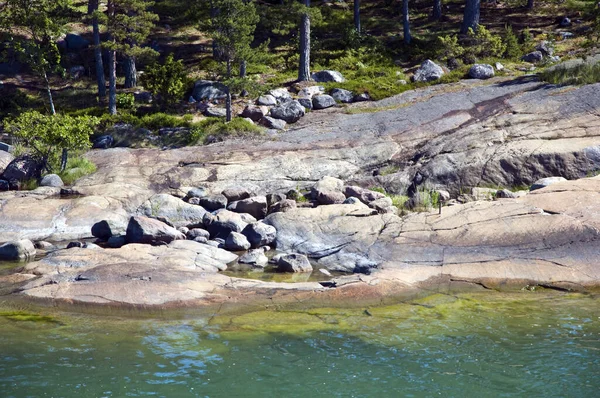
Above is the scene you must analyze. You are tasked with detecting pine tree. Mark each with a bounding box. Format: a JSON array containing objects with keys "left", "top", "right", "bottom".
[
  {"left": 0, "top": 0, "right": 72, "bottom": 115},
  {"left": 402, "top": 0, "right": 411, "bottom": 44},
  {"left": 460, "top": 0, "right": 481, "bottom": 34},
  {"left": 88, "top": 0, "right": 106, "bottom": 99},
  {"left": 98, "top": 0, "right": 158, "bottom": 114},
  {"left": 203, "top": 0, "right": 258, "bottom": 121}
]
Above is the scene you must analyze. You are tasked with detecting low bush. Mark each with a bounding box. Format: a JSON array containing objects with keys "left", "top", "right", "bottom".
[
  {"left": 540, "top": 62, "right": 600, "bottom": 85},
  {"left": 57, "top": 156, "right": 97, "bottom": 185}
]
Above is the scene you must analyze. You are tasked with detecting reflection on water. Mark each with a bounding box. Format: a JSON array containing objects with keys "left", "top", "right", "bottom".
[{"left": 0, "top": 291, "right": 598, "bottom": 397}]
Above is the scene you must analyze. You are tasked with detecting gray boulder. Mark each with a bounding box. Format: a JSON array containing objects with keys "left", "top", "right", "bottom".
[
  {"left": 268, "top": 88, "right": 292, "bottom": 104},
  {"left": 225, "top": 231, "right": 251, "bottom": 251},
  {"left": 140, "top": 194, "right": 208, "bottom": 227},
  {"left": 536, "top": 41, "right": 554, "bottom": 56},
  {"left": 65, "top": 33, "right": 90, "bottom": 50},
  {"left": 530, "top": 177, "right": 567, "bottom": 191},
  {"left": 298, "top": 86, "right": 325, "bottom": 98},
  {"left": 92, "top": 135, "right": 114, "bottom": 149},
  {"left": 40, "top": 174, "right": 64, "bottom": 187},
  {"left": 107, "top": 235, "right": 126, "bottom": 248},
  {"left": 227, "top": 196, "right": 268, "bottom": 219},
  {"left": 522, "top": 51, "right": 544, "bottom": 63},
  {"left": 312, "top": 176, "right": 345, "bottom": 205},
  {"left": 311, "top": 70, "right": 345, "bottom": 83},
  {"left": 92, "top": 220, "right": 127, "bottom": 241},
  {"left": 193, "top": 80, "right": 227, "bottom": 101},
  {"left": 312, "top": 95, "right": 336, "bottom": 110},
  {"left": 297, "top": 97, "right": 313, "bottom": 110},
  {"left": 1, "top": 155, "right": 42, "bottom": 181},
  {"left": 412, "top": 60, "right": 444, "bottom": 82},
  {"left": 353, "top": 93, "right": 371, "bottom": 102},
  {"left": 260, "top": 116, "right": 287, "bottom": 130},
  {"left": 270, "top": 100, "right": 305, "bottom": 123},
  {"left": 221, "top": 187, "right": 252, "bottom": 202},
  {"left": 266, "top": 193, "right": 287, "bottom": 208},
  {"left": 468, "top": 64, "right": 495, "bottom": 79},
  {"left": 185, "top": 187, "right": 208, "bottom": 200},
  {"left": 331, "top": 88, "right": 354, "bottom": 103},
  {"left": 0, "top": 239, "right": 36, "bottom": 261},
  {"left": 495, "top": 189, "right": 518, "bottom": 199},
  {"left": 204, "top": 209, "right": 251, "bottom": 239},
  {"left": 269, "top": 199, "right": 297, "bottom": 214},
  {"left": 257, "top": 94, "right": 277, "bottom": 106},
  {"left": 203, "top": 107, "right": 227, "bottom": 118},
  {"left": 186, "top": 228, "right": 210, "bottom": 240},
  {"left": 242, "top": 222, "right": 277, "bottom": 248},
  {"left": 241, "top": 105, "right": 268, "bottom": 122},
  {"left": 368, "top": 197, "right": 393, "bottom": 213},
  {"left": 277, "top": 253, "right": 313, "bottom": 273},
  {"left": 238, "top": 249, "right": 268, "bottom": 267},
  {"left": 199, "top": 194, "right": 228, "bottom": 211},
  {"left": 343, "top": 197, "right": 362, "bottom": 205},
  {"left": 0, "top": 151, "right": 14, "bottom": 175},
  {"left": 126, "top": 216, "right": 186, "bottom": 244}
]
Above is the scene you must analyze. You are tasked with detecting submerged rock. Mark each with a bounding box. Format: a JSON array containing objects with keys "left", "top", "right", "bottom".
[
  {"left": 0, "top": 239, "right": 36, "bottom": 261},
  {"left": 277, "top": 253, "right": 313, "bottom": 273}
]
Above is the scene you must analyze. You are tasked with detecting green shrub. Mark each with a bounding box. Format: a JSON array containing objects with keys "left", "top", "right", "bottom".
[
  {"left": 141, "top": 54, "right": 189, "bottom": 109},
  {"left": 436, "top": 34, "right": 465, "bottom": 63},
  {"left": 503, "top": 25, "right": 521, "bottom": 60},
  {"left": 57, "top": 156, "right": 97, "bottom": 185},
  {"left": 116, "top": 93, "right": 136, "bottom": 110},
  {"left": 540, "top": 62, "right": 600, "bottom": 85},
  {"left": 4, "top": 111, "right": 99, "bottom": 172},
  {"left": 465, "top": 25, "right": 506, "bottom": 60},
  {"left": 520, "top": 28, "right": 534, "bottom": 53},
  {"left": 189, "top": 117, "right": 262, "bottom": 144}
]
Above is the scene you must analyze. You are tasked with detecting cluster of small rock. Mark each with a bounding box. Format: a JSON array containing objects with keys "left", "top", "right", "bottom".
[
  {"left": 521, "top": 41, "right": 560, "bottom": 64},
  {"left": 191, "top": 70, "right": 370, "bottom": 131}
]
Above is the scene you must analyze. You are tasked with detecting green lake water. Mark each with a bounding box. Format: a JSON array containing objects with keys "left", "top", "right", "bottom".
[{"left": 0, "top": 291, "right": 599, "bottom": 397}]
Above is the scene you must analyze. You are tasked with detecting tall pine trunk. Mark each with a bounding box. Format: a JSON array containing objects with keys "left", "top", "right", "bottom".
[
  {"left": 402, "top": 0, "right": 411, "bottom": 44},
  {"left": 108, "top": 50, "right": 117, "bottom": 115},
  {"left": 527, "top": 0, "right": 534, "bottom": 9},
  {"left": 433, "top": 0, "right": 442, "bottom": 21},
  {"left": 298, "top": 1, "right": 311, "bottom": 82},
  {"left": 43, "top": 71, "right": 56, "bottom": 116},
  {"left": 225, "top": 88, "right": 232, "bottom": 122},
  {"left": 239, "top": 60, "right": 247, "bottom": 78},
  {"left": 354, "top": 0, "right": 360, "bottom": 34},
  {"left": 124, "top": 55, "right": 137, "bottom": 88},
  {"left": 88, "top": 0, "right": 106, "bottom": 99},
  {"left": 460, "top": 0, "right": 480, "bottom": 34}
]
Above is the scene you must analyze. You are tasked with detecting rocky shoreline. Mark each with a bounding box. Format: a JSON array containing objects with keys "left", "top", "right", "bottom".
[{"left": 1, "top": 77, "right": 600, "bottom": 310}]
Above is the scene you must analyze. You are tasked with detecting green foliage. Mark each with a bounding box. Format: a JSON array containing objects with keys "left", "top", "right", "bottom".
[
  {"left": 520, "top": 28, "right": 534, "bottom": 53},
  {"left": 540, "top": 62, "right": 600, "bottom": 85},
  {"left": 4, "top": 111, "right": 99, "bottom": 171},
  {"left": 57, "top": 156, "right": 97, "bottom": 185},
  {"left": 116, "top": 93, "right": 136, "bottom": 110},
  {"left": 503, "top": 25, "right": 521, "bottom": 60},
  {"left": 98, "top": 0, "right": 159, "bottom": 58},
  {"left": 201, "top": 0, "right": 259, "bottom": 76},
  {"left": 436, "top": 34, "right": 465, "bottom": 62},
  {"left": 465, "top": 25, "right": 506, "bottom": 60},
  {"left": 141, "top": 54, "right": 189, "bottom": 109},
  {"left": 189, "top": 117, "right": 262, "bottom": 144}
]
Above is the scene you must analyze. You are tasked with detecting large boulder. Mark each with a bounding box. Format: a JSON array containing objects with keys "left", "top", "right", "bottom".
[
  {"left": 0, "top": 239, "right": 36, "bottom": 261},
  {"left": 277, "top": 253, "right": 313, "bottom": 273},
  {"left": 192, "top": 80, "right": 227, "bottom": 101},
  {"left": 298, "top": 86, "right": 325, "bottom": 98},
  {"left": 312, "top": 176, "right": 345, "bottom": 205},
  {"left": 297, "top": 98, "right": 313, "bottom": 111},
  {"left": 311, "top": 70, "right": 345, "bottom": 83},
  {"left": 522, "top": 51, "right": 544, "bottom": 63},
  {"left": 269, "top": 100, "right": 305, "bottom": 123},
  {"left": 238, "top": 249, "right": 268, "bottom": 267},
  {"left": 330, "top": 88, "right": 354, "bottom": 103},
  {"left": 221, "top": 187, "right": 252, "bottom": 202},
  {"left": 530, "top": 177, "right": 568, "bottom": 191},
  {"left": 468, "top": 64, "right": 495, "bottom": 79},
  {"left": 126, "top": 216, "right": 186, "bottom": 244},
  {"left": 241, "top": 105, "right": 268, "bottom": 122},
  {"left": 412, "top": 60, "right": 444, "bottom": 82},
  {"left": 204, "top": 209, "right": 252, "bottom": 239},
  {"left": 1, "top": 155, "right": 42, "bottom": 181},
  {"left": 139, "top": 194, "right": 208, "bottom": 227},
  {"left": 40, "top": 174, "right": 64, "bottom": 187},
  {"left": 92, "top": 135, "right": 114, "bottom": 149},
  {"left": 268, "top": 88, "right": 292, "bottom": 104},
  {"left": 242, "top": 222, "right": 277, "bottom": 248},
  {"left": 257, "top": 94, "right": 277, "bottom": 106},
  {"left": 198, "top": 194, "right": 228, "bottom": 211},
  {"left": 259, "top": 116, "right": 286, "bottom": 130},
  {"left": 312, "top": 95, "right": 336, "bottom": 110},
  {"left": 91, "top": 220, "right": 127, "bottom": 241},
  {"left": 203, "top": 107, "right": 227, "bottom": 118},
  {"left": 0, "top": 150, "right": 14, "bottom": 175},
  {"left": 227, "top": 196, "right": 268, "bottom": 219},
  {"left": 65, "top": 33, "right": 90, "bottom": 50},
  {"left": 225, "top": 231, "right": 251, "bottom": 251}
]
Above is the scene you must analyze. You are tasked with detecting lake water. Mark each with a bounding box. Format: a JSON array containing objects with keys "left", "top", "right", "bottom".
[{"left": 0, "top": 291, "right": 598, "bottom": 397}]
